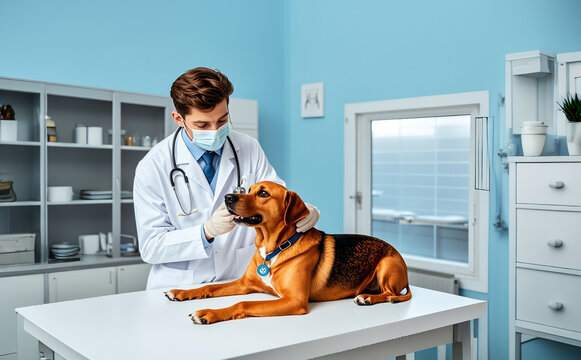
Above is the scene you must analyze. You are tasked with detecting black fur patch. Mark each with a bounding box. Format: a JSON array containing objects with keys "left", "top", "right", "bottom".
[{"left": 325, "top": 234, "right": 391, "bottom": 288}]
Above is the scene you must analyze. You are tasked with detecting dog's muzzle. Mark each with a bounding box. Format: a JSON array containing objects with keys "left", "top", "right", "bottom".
[
  {"left": 225, "top": 193, "right": 239, "bottom": 206},
  {"left": 224, "top": 193, "right": 262, "bottom": 225}
]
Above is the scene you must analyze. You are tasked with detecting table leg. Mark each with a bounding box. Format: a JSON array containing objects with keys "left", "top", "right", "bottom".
[{"left": 452, "top": 321, "right": 473, "bottom": 360}]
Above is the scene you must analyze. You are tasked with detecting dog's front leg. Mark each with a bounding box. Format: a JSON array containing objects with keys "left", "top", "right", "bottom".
[
  {"left": 191, "top": 297, "right": 309, "bottom": 324},
  {"left": 165, "top": 278, "right": 254, "bottom": 301}
]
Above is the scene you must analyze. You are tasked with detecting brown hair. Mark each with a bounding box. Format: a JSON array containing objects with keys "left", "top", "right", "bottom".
[{"left": 170, "top": 67, "right": 234, "bottom": 117}]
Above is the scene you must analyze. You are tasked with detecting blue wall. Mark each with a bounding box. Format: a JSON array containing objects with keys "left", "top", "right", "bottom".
[
  {"left": 3, "top": 0, "right": 581, "bottom": 358},
  {"left": 0, "top": 0, "right": 287, "bottom": 174},
  {"left": 284, "top": 1, "right": 581, "bottom": 359}
]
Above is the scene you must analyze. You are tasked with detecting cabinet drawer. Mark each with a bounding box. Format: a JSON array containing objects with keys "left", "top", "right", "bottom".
[
  {"left": 516, "top": 209, "right": 581, "bottom": 270},
  {"left": 517, "top": 268, "right": 581, "bottom": 333},
  {"left": 516, "top": 163, "right": 581, "bottom": 206}
]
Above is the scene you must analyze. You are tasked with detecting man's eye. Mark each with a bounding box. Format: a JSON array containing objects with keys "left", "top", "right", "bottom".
[{"left": 257, "top": 190, "right": 270, "bottom": 198}]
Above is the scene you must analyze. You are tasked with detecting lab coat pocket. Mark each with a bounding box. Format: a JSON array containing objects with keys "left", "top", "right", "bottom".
[
  {"left": 235, "top": 244, "right": 256, "bottom": 276},
  {"left": 148, "top": 263, "right": 193, "bottom": 289}
]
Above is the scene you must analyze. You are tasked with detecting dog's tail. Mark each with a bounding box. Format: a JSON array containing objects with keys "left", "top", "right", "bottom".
[{"left": 388, "top": 284, "right": 412, "bottom": 303}]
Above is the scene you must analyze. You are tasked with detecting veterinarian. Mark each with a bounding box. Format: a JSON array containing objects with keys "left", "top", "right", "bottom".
[{"left": 133, "top": 67, "right": 319, "bottom": 290}]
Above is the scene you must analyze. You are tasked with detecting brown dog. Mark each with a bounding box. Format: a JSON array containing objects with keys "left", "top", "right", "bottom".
[{"left": 165, "top": 181, "right": 411, "bottom": 324}]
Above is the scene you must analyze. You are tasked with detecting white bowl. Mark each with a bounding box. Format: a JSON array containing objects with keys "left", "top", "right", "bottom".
[{"left": 48, "top": 186, "right": 73, "bottom": 202}]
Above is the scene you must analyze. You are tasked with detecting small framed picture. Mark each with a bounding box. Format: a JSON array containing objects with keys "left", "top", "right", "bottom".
[{"left": 301, "top": 82, "right": 324, "bottom": 118}]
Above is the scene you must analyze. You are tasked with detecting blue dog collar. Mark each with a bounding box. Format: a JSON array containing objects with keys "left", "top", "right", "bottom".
[{"left": 257, "top": 232, "right": 303, "bottom": 277}]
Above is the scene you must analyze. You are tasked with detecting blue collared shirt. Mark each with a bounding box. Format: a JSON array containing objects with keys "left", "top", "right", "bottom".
[{"left": 181, "top": 129, "right": 223, "bottom": 248}]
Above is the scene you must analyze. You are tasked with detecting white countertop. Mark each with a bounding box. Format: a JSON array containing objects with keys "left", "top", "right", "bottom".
[
  {"left": 508, "top": 155, "right": 581, "bottom": 163},
  {"left": 17, "top": 285, "right": 486, "bottom": 360}
]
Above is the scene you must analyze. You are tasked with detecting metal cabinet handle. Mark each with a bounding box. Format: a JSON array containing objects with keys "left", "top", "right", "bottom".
[
  {"left": 547, "top": 239, "right": 563, "bottom": 248},
  {"left": 548, "top": 181, "right": 564, "bottom": 189},
  {"left": 548, "top": 302, "right": 563, "bottom": 311}
]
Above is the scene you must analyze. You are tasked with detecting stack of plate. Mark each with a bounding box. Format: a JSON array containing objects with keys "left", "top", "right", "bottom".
[
  {"left": 80, "top": 190, "right": 133, "bottom": 200},
  {"left": 50, "top": 243, "right": 80, "bottom": 260},
  {"left": 81, "top": 190, "right": 112, "bottom": 200}
]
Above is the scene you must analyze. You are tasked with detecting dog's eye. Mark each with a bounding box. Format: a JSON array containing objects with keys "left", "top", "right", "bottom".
[{"left": 257, "top": 190, "right": 270, "bottom": 198}]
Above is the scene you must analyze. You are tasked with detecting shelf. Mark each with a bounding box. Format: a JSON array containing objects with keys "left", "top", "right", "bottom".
[
  {"left": 0, "top": 201, "right": 41, "bottom": 207},
  {"left": 0, "top": 254, "right": 144, "bottom": 277},
  {"left": 0, "top": 141, "right": 41, "bottom": 147},
  {"left": 47, "top": 200, "right": 113, "bottom": 206},
  {"left": 47, "top": 142, "right": 113, "bottom": 150},
  {"left": 121, "top": 145, "right": 151, "bottom": 151}
]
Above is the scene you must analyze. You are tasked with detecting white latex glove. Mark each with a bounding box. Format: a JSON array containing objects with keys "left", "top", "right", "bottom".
[
  {"left": 204, "top": 203, "right": 235, "bottom": 239},
  {"left": 296, "top": 203, "right": 320, "bottom": 233}
]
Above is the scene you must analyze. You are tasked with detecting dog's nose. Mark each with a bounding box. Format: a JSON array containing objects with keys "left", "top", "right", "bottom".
[{"left": 225, "top": 193, "right": 238, "bottom": 205}]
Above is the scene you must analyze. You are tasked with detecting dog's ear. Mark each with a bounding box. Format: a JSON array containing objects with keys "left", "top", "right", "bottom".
[{"left": 283, "top": 190, "right": 310, "bottom": 227}]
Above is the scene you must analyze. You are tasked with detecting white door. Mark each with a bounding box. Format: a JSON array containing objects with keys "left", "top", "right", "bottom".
[
  {"left": 0, "top": 274, "right": 44, "bottom": 357},
  {"left": 117, "top": 263, "right": 151, "bottom": 293},
  {"left": 48, "top": 267, "right": 116, "bottom": 302}
]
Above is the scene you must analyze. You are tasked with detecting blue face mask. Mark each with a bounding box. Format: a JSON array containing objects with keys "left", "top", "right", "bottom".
[{"left": 184, "top": 121, "right": 231, "bottom": 151}]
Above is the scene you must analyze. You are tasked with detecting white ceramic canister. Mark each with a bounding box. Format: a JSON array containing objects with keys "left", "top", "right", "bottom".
[
  {"left": 74, "top": 124, "right": 87, "bottom": 144},
  {"left": 521, "top": 122, "right": 547, "bottom": 156},
  {"left": 87, "top": 126, "right": 103, "bottom": 145}
]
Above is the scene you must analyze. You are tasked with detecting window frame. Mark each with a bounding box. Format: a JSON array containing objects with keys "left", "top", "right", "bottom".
[{"left": 344, "top": 91, "right": 489, "bottom": 292}]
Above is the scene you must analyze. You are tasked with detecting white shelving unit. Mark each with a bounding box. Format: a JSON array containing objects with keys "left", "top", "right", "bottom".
[
  {"left": 0, "top": 77, "right": 172, "bottom": 359},
  {"left": 0, "top": 77, "right": 173, "bottom": 267}
]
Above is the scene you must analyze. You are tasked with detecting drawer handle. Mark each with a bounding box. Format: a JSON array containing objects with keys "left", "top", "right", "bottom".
[
  {"left": 548, "top": 302, "right": 563, "bottom": 311},
  {"left": 548, "top": 181, "right": 564, "bottom": 189},
  {"left": 547, "top": 239, "right": 563, "bottom": 248}
]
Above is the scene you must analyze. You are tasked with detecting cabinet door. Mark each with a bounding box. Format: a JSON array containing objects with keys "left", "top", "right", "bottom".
[
  {"left": 0, "top": 274, "right": 44, "bottom": 356},
  {"left": 117, "top": 263, "right": 151, "bottom": 293},
  {"left": 48, "top": 267, "right": 116, "bottom": 302}
]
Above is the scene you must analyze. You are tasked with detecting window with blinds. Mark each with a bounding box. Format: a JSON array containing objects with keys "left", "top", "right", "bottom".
[{"left": 371, "top": 115, "right": 470, "bottom": 263}]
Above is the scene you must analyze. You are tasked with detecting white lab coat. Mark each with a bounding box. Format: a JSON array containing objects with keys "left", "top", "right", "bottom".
[{"left": 133, "top": 130, "right": 284, "bottom": 290}]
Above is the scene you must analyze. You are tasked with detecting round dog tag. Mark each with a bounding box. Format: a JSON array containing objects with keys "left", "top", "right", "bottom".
[{"left": 257, "top": 264, "right": 269, "bottom": 277}]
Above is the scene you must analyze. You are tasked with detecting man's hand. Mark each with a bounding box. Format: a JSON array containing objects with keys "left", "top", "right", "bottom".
[
  {"left": 296, "top": 203, "right": 320, "bottom": 233},
  {"left": 204, "top": 203, "right": 235, "bottom": 239}
]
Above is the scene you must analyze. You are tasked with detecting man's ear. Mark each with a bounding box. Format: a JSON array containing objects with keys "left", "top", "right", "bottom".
[
  {"left": 171, "top": 111, "right": 185, "bottom": 127},
  {"left": 283, "top": 190, "right": 309, "bottom": 226}
]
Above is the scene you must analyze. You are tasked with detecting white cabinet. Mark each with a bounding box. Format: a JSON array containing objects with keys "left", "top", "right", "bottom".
[
  {"left": 506, "top": 51, "right": 556, "bottom": 136},
  {"left": 509, "top": 157, "right": 581, "bottom": 359},
  {"left": 47, "top": 263, "right": 151, "bottom": 302},
  {"left": 48, "top": 267, "right": 116, "bottom": 302},
  {"left": 117, "top": 263, "right": 151, "bottom": 293},
  {"left": 0, "top": 274, "right": 44, "bottom": 357}
]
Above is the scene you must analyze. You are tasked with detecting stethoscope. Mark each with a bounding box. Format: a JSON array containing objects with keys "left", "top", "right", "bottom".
[{"left": 170, "top": 126, "right": 246, "bottom": 217}]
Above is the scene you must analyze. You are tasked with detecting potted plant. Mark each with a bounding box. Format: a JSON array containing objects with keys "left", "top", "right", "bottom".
[{"left": 558, "top": 93, "right": 581, "bottom": 155}]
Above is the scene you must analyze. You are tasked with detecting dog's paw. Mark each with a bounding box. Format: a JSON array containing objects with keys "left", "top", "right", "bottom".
[
  {"left": 189, "top": 309, "right": 217, "bottom": 325},
  {"left": 354, "top": 295, "right": 371, "bottom": 306},
  {"left": 189, "top": 312, "right": 208, "bottom": 325},
  {"left": 164, "top": 289, "right": 201, "bottom": 301},
  {"left": 164, "top": 290, "right": 176, "bottom": 301}
]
